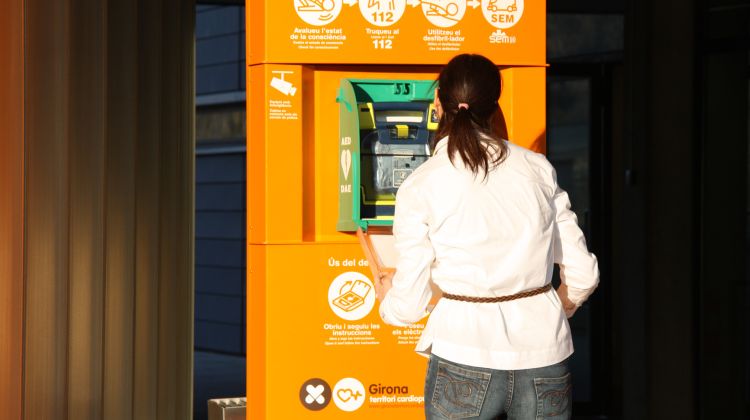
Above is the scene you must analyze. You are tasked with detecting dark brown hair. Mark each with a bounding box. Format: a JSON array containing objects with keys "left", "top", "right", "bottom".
[{"left": 435, "top": 54, "right": 509, "bottom": 178}]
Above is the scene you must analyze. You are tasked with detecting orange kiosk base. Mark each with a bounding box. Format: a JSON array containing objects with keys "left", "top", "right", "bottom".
[{"left": 246, "top": 1, "right": 546, "bottom": 418}]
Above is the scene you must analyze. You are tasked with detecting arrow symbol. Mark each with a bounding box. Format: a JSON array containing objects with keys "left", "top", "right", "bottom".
[
  {"left": 343, "top": 0, "right": 358, "bottom": 5},
  {"left": 407, "top": 0, "right": 421, "bottom": 7},
  {"left": 468, "top": 0, "right": 480, "bottom": 8},
  {"left": 339, "top": 280, "right": 353, "bottom": 294}
]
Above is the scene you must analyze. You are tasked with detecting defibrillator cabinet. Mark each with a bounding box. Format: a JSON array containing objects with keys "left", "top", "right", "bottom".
[
  {"left": 337, "top": 78, "right": 438, "bottom": 233},
  {"left": 246, "top": 0, "right": 546, "bottom": 416}
]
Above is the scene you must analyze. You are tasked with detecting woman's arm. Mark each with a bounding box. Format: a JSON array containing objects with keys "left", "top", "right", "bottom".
[
  {"left": 551, "top": 169, "right": 600, "bottom": 317},
  {"left": 378, "top": 183, "right": 435, "bottom": 326}
]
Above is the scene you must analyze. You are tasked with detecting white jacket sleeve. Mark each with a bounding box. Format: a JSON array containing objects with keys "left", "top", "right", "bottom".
[
  {"left": 551, "top": 168, "right": 600, "bottom": 316},
  {"left": 379, "top": 183, "right": 435, "bottom": 327}
]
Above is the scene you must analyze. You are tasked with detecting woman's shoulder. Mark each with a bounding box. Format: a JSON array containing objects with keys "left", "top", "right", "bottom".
[
  {"left": 501, "top": 140, "right": 556, "bottom": 186},
  {"left": 503, "top": 139, "right": 547, "bottom": 162}
]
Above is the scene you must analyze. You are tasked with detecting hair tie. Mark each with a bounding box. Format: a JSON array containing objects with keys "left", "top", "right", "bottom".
[{"left": 457, "top": 103, "right": 469, "bottom": 110}]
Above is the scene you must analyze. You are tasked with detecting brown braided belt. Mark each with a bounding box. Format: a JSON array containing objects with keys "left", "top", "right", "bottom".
[{"left": 441, "top": 283, "right": 553, "bottom": 303}]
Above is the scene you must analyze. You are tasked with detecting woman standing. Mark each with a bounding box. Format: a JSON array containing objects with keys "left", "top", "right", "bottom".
[{"left": 375, "top": 54, "right": 599, "bottom": 419}]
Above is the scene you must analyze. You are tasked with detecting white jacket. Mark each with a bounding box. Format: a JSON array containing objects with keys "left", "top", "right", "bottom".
[{"left": 379, "top": 137, "right": 599, "bottom": 370}]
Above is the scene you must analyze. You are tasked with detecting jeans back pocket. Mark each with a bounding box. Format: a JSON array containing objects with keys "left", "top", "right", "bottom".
[
  {"left": 533, "top": 372, "right": 572, "bottom": 419},
  {"left": 431, "top": 361, "right": 491, "bottom": 419}
]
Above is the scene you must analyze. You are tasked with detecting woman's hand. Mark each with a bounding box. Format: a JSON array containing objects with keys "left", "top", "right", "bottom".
[
  {"left": 375, "top": 271, "right": 395, "bottom": 301},
  {"left": 555, "top": 284, "right": 578, "bottom": 318}
]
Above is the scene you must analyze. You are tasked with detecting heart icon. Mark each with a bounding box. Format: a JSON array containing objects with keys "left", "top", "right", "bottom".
[
  {"left": 331, "top": 379, "right": 365, "bottom": 412},
  {"left": 305, "top": 384, "right": 326, "bottom": 404},
  {"left": 341, "top": 150, "right": 352, "bottom": 181},
  {"left": 337, "top": 388, "right": 354, "bottom": 402}
]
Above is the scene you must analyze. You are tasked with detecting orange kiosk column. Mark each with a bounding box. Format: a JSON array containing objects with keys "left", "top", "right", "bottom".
[{"left": 246, "top": 1, "right": 545, "bottom": 418}]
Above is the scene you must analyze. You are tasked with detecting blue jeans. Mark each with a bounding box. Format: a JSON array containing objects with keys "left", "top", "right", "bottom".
[{"left": 424, "top": 354, "right": 572, "bottom": 419}]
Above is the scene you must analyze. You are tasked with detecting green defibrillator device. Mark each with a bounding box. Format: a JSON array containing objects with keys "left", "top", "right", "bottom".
[{"left": 337, "top": 78, "right": 439, "bottom": 233}]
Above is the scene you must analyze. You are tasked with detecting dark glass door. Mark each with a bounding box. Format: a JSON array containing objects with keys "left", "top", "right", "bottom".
[{"left": 547, "top": 64, "right": 613, "bottom": 418}]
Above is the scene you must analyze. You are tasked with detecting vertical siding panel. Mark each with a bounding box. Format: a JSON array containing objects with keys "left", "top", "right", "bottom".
[
  {"left": 182, "top": 1, "right": 200, "bottom": 412},
  {"left": 176, "top": 2, "right": 196, "bottom": 419},
  {"left": 0, "top": 0, "right": 25, "bottom": 418},
  {"left": 132, "top": 0, "right": 163, "bottom": 418},
  {"left": 67, "top": 0, "right": 107, "bottom": 418},
  {"left": 157, "top": 0, "right": 178, "bottom": 414},
  {"left": 18, "top": 1, "right": 194, "bottom": 418},
  {"left": 158, "top": 0, "right": 195, "bottom": 418},
  {"left": 159, "top": 0, "right": 174, "bottom": 416},
  {"left": 102, "top": 0, "right": 137, "bottom": 418},
  {"left": 24, "top": 0, "right": 70, "bottom": 419}
]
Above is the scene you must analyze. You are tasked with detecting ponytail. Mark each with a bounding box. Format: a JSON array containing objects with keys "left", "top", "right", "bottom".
[
  {"left": 447, "top": 107, "right": 492, "bottom": 177},
  {"left": 435, "top": 54, "right": 508, "bottom": 180}
]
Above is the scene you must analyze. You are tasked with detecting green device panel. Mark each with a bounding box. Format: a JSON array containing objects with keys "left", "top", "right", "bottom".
[{"left": 337, "top": 79, "right": 438, "bottom": 232}]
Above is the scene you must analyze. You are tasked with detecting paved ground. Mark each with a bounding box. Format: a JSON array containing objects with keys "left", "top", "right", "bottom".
[{"left": 194, "top": 351, "right": 245, "bottom": 420}]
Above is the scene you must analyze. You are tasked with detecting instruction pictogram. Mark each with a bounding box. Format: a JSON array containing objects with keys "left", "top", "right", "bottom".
[
  {"left": 294, "top": 0, "right": 344, "bottom": 26},
  {"left": 420, "top": 0, "right": 467, "bottom": 28},
  {"left": 481, "top": 0, "right": 523, "bottom": 29},
  {"left": 332, "top": 280, "right": 370, "bottom": 312},
  {"left": 359, "top": 0, "right": 407, "bottom": 27},
  {"left": 328, "top": 271, "right": 375, "bottom": 321},
  {"left": 270, "top": 71, "right": 297, "bottom": 96}
]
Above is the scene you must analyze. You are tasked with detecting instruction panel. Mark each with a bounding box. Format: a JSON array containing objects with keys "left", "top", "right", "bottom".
[
  {"left": 248, "top": 0, "right": 544, "bottom": 65},
  {"left": 253, "top": 243, "right": 431, "bottom": 418}
]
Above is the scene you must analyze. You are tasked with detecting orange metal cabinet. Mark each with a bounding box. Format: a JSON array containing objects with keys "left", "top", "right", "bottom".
[{"left": 246, "top": 1, "right": 545, "bottom": 418}]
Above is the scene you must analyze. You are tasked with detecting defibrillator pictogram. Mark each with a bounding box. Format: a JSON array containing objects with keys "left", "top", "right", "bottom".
[{"left": 328, "top": 272, "right": 376, "bottom": 321}]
